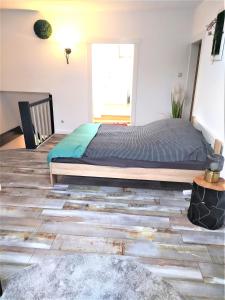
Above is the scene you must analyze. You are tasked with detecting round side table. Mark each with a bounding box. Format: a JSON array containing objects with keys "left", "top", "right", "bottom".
[{"left": 188, "top": 176, "right": 225, "bottom": 230}]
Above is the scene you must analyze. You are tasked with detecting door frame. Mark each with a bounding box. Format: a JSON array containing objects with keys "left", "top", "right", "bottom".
[
  {"left": 189, "top": 40, "right": 202, "bottom": 121},
  {"left": 87, "top": 40, "right": 140, "bottom": 125}
]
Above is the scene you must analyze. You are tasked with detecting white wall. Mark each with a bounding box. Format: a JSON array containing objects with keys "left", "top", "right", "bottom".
[
  {"left": 1, "top": 8, "right": 193, "bottom": 133},
  {"left": 192, "top": 0, "right": 225, "bottom": 175},
  {"left": 0, "top": 91, "right": 48, "bottom": 134},
  {"left": 192, "top": 0, "right": 224, "bottom": 41},
  {"left": 192, "top": 1, "right": 224, "bottom": 142}
]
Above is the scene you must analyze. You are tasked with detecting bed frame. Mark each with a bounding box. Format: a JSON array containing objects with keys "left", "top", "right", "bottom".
[{"left": 49, "top": 117, "right": 223, "bottom": 185}]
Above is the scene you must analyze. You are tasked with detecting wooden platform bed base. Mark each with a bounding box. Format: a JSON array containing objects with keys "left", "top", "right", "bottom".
[
  {"left": 49, "top": 117, "right": 223, "bottom": 185},
  {"left": 50, "top": 162, "right": 205, "bottom": 185}
]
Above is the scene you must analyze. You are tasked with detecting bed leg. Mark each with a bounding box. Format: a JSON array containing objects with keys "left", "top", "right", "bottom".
[{"left": 50, "top": 173, "right": 57, "bottom": 186}]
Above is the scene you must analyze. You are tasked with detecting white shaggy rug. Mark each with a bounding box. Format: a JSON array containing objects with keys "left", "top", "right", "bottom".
[{"left": 2, "top": 254, "right": 184, "bottom": 300}]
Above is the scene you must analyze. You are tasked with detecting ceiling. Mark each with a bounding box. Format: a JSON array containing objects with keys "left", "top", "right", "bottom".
[{"left": 0, "top": 0, "right": 202, "bottom": 13}]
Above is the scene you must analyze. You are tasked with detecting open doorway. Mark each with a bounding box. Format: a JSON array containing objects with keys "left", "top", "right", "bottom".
[
  {"left": 91, "top": 43, "right": 135, "bottom": 125},
  {"left": 183, "top": 40, "right": 202, "bottom": 121}
]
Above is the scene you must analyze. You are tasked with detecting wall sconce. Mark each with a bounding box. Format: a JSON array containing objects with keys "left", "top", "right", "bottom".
[
  {"left": 65, "top": 48, "right": 71, "bottom": 64},
  {"left": 55, "top": 26, "right": 80, "bottom": 64}
]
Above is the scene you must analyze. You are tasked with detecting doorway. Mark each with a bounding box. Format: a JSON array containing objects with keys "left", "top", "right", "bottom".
[
  {"left": 183, "top": 40, "right": 202, "bottom": 121},
  {"left": 91, "top": 43, "right": 135, "bottom": 125}
]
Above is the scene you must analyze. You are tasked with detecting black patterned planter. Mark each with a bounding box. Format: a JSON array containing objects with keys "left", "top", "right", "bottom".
[{"left": 188, "top": 177, "right": 225, "bottom": 230}]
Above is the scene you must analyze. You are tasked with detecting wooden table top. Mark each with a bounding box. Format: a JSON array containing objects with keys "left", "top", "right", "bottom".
[{"left": 194, "top": 176, "right": 225, "bottom": 192}]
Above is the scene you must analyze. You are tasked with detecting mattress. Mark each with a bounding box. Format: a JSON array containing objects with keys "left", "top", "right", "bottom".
[{"left": 51, "top": 119, "right": 212, "bottom": 170}]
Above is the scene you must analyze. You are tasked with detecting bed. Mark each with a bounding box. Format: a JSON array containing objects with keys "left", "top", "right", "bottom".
[{"left": 48, "top": 117, "right": 223, "bottom": 185}]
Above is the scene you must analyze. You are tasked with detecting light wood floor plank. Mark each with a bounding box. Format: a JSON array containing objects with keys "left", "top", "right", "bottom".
[
  {"left": 40, "top": 221, "right": 182, "bottom": 243},
  {"left": 0, "top": 195, "right": 65, "bottom": 209},
  {"left": 199, "top": 262, "right": 225, "bottom": 285},
  {"left": 41, "top": 209, "right": 170, "bottom": 228},
  {"left": 182, "top": 231, "right": 225, "bottom": 246},
  {"left": 0, "top": 231, "right": 56, "bottom": 249},
  {"left": 167, "top": 280, "right": 225, "bottom": 298}
]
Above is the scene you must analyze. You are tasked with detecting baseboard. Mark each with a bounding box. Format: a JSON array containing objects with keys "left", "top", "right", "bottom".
[{"left": 0, "top": 126, "right": 23, "bottom": 146}]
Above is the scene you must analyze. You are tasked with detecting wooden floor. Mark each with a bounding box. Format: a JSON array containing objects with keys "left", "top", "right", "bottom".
[
  {"left": 0, "top": 135, "right": 25, "bottom": 150},
  {"left": 0, "top": 134, "right": 224, "bottom": 299},
  {"left": 93, "top": 114, "right": 131, "bottom": 124}
]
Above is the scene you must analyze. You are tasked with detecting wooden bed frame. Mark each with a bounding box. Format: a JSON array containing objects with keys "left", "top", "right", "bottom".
[{"left": 49, "top": 117, "right": 223, "bottom": 185}]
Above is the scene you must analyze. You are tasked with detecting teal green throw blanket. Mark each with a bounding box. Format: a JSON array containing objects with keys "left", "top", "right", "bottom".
[{"left": 47, "top": 123, "right": 101, "bottom": 163}]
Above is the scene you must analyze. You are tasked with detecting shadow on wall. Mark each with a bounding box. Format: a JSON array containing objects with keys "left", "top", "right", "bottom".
[{"left": 0, "top": 91, "right": 49, "bottom": 135}]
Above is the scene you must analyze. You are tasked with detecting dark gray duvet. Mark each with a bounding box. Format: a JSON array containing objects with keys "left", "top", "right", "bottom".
[{"left": 53, "top": 119, "right": 212, "bottom": 170}]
